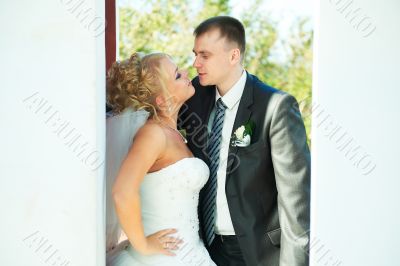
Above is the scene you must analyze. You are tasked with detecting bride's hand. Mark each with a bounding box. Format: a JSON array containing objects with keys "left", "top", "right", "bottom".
[{"left": 142, "top": 228, "right": 184, "bottom": 256}]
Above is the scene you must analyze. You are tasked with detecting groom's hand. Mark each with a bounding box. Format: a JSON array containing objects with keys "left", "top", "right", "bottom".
[{"left": 141, "top": 228, "right": 184, "bottom": 256}]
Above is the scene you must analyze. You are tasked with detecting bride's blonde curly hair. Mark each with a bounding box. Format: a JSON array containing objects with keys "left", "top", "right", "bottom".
[{"left": 106, "top": 52, "right": 170, "bottom": 119}]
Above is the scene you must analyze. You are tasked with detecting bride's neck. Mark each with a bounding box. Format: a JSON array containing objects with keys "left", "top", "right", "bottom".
[{"left": 157, "top": 112, "right": 179, "bottom": 128}]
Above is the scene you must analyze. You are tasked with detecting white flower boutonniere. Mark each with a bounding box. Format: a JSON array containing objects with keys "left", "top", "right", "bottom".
[{"left": 231, "top": 120, "right": 255, "bottom": 147}]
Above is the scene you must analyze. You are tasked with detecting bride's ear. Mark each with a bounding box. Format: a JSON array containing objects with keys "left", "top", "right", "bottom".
[
  {"left": 155, "top": 95, "right": 164, "bottom": 107},
  {"left": 155, "top": 94, "right": 176, "bottom": 113},
  {"left": 155, "top": 95, "right": 170, "bottom": 113}
]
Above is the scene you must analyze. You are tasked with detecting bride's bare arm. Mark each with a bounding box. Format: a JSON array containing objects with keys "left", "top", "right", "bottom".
[{"left": 112, "top": 123, "right": 180, "bottom": 256}]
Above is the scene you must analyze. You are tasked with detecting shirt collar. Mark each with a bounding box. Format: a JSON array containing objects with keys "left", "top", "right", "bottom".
[{"left": 215, "top": 70, "right": 247, "bottom": 110}]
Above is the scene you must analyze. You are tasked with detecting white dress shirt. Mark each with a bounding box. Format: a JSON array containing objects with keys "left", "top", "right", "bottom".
[{"left": 207, "top": 70, "right": 247, "bottom": 235}]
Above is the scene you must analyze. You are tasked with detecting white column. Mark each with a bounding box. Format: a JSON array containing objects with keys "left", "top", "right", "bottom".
[
  {"left": 0, "top": 0, "right": 106, "bottom": 265},
  {"left": 311, "top": 0, "right": 400, "bottom": 265}
]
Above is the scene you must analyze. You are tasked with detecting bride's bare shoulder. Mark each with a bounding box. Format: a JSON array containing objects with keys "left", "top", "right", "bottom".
[{"left": 133, "top": 120, "right": 167, "bottom": 147}]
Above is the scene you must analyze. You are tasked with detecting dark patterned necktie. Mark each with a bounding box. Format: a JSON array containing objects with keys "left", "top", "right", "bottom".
[{"left": 201, "top": 98, "right": 227, "bottom": 246}]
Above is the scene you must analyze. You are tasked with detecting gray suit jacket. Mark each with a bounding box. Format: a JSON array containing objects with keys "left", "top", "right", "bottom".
[{"left": 179, "top": 72, "right": 310, "bottom": 266}]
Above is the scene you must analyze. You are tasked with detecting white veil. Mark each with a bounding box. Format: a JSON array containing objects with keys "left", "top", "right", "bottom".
[{"left": 105, "top": 108, "right": 149, "bottom": 253}]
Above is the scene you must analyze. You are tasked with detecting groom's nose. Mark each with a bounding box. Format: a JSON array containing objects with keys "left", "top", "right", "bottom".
[{"left": 193, "top": 57, "right": 201, "bottom": 69}]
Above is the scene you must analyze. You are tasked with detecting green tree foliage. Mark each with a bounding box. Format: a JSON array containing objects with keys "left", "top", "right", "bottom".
[{"left": 118, "top": 0, "right": 313, "bottom": 144}]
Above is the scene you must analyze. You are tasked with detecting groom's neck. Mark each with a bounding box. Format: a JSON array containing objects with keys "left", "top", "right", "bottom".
[{"left": 216, "top": 66, "right": 244, "bottom": 97}]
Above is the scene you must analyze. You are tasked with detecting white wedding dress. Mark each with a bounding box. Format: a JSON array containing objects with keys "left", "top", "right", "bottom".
[{"left": 106, "top": 109, "right": 215, "bottom": 266}]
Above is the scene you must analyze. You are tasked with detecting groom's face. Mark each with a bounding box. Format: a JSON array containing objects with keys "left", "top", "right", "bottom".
[{"left": 192, "top": 29, "right": 232, "bottom": 87}]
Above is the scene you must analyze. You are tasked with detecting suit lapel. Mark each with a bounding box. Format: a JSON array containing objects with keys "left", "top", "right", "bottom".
[
  {"left": 226, "top": 73, "right": 254, "bottom": 175},
  {"left": 192, "top": 83, "right": 215, "bottom": 164},
  {"left": 203, "top": 86, "right": 216, "bottom": 126}
]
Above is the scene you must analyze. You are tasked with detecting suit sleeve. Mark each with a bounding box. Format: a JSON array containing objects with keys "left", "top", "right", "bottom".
[{"left": 269, "top": 93, "right": 311, "bottom": 266}]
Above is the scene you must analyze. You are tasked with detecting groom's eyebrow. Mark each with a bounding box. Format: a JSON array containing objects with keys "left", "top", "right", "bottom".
[{"left": 192, "top": 49, "right": 210, "bottom": 55}]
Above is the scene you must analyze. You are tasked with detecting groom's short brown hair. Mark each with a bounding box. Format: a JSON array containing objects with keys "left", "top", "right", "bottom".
[{"left": 194, "top": 16, "right": 246, "bottom": 56}]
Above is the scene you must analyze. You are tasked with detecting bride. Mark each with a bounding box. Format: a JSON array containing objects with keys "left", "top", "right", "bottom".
[{"left": 105, "top": 52, "right": 216, "bottom": 266}]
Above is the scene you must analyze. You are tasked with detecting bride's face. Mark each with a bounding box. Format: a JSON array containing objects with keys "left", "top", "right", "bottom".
[{"left": 161, "top": 57, "right": 195, "bottom": 106}]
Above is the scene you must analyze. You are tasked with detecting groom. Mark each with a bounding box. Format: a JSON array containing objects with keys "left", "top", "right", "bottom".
[{"left": 179, "top": 16, "right": 310, "bottom": 266}]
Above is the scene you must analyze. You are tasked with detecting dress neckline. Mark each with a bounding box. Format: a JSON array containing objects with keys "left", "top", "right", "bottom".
[{"left": 146, "top": 157, "right": 203, "bottom": 176}]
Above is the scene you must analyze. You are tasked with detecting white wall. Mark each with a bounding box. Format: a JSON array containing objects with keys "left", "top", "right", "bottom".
[
  {"left": 1, "top": 0, "right": 399, "bottom": 265},
  {"left": 311, "top": 0, "right": 400, "bottom": 265},
  {"left": 0, "top": 0, "right": 106, "bottom": 265}
]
